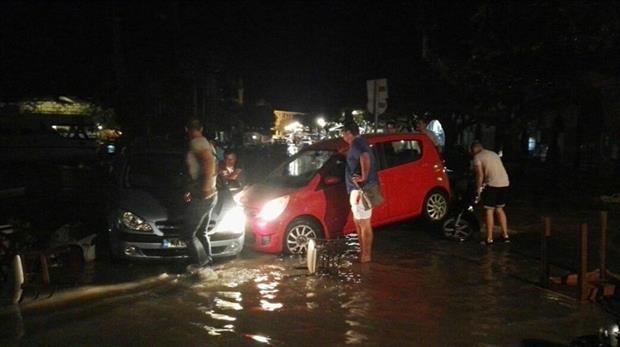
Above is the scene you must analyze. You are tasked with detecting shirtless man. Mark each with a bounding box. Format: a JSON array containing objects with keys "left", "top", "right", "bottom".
[{"left": 471, "top": 142, "right": 510, "bottom": 245}]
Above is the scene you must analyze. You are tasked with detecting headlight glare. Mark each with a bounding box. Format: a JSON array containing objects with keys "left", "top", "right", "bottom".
[
  {"left": 120, "top": 211, "right": 153, "bottom": 232},
  {"left": 212, "top": 206, "right": 246, "bottom": 234},
  {"left": 257, "top": 195, "right": 289, "bottom": 221},
  {"left": 233, "top": 191, "right": 243, "bottom": 206}
]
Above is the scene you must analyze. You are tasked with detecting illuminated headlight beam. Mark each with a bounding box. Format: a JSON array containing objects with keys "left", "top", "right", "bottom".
[
  {"left": 211, "top": 206, "right": 246, "bottom": 234},
  {"left": 257, "top": 196, "right": 289, "bottom": 222}
]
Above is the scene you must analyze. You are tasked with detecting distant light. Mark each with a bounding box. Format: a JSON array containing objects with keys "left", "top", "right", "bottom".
[
  {"left": 528, "top": 137, "right": 536, "bottom": 152},
  {"left": 97, "top": 125, "right": 103, "bottom": 130},
  {"left": 316, "top": 117, "right": 326, "bottom": 128},
  {"left": 252, "top": 135, "right": 258, "bottom": 140},
  {"left": 328, "top": 123, "right": 343, "bottom": 132},
  {"left": 352, "top": 110, "right": 360, "bottom": 115},
  {"left": 51, "top": 125, "right": 58, "bottom": 130},
  {"left": 58, "top": 96, "right": 75, "bottom": 103},
  {"left": 284, "top": 121, "right": 302, "bottom": 132}
]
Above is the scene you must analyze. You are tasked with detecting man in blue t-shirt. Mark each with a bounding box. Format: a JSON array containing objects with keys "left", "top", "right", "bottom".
[{"left": 343, "top": 122, "right": 379, "bottom": 263}]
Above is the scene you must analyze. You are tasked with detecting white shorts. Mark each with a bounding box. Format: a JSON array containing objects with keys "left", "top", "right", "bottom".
[{"left": 350, "top": 190, "right": 372, "bottom": 220}]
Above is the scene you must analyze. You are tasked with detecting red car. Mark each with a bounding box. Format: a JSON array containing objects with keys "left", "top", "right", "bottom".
[{"left": 236, "top": 133, "right": 451, "bottom": 254}]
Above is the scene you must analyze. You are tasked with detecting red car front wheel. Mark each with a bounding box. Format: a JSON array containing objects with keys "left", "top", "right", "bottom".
[{"left": 284, "top": 218, "right": 323, "bottom": 254}]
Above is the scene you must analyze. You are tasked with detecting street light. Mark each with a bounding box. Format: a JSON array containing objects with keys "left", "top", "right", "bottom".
[{"left": 316, "top": 117, "right": 326, "bottom": 128}]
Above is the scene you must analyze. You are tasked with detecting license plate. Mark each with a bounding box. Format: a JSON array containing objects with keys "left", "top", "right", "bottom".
[{"left": 161, "top": 239, "right": 187, "bottom": 249}]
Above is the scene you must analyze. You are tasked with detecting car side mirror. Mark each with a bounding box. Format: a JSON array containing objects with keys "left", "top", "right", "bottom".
[{"left": 323, "top": 176, "right": 342, "bottom": 185}]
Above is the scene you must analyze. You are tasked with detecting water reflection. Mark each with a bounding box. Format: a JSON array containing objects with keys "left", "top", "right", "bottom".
[
  {"left": 2, "top": 225, "right": 614, "bottom": 346},
  {"left": 204, "top": 310, "right": 236, "bottom": 321},
  {"left": 345, "top": 329, "right": 368, "bottom": 345},
  {"left": 340, "top": 290, "right": 371, "bottom": 344},
  {"left": 244, "top": 334, "right": 273, "bottom": 344},
  {"left": 262, "top": 293, "right": 277, "bottom": 300},
  {"left": 199, "top": 323, "right": 235, "bottom": 336},
  {"left": 257, "top": 282, "right": 279, "bottom": 291},
  {"left": 260, "top": 300, "right": 283, "bottom": 311},
  {"left": 214, "top": 297, "right": 243, "bottom": 311},
  {"left": 216, "top": 291, "right": 242, "bottom": 302},
  {"left": 255, "top": 269, "right": 284, "bottom": 312}
]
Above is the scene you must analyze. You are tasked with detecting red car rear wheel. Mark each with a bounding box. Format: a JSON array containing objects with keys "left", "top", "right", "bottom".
[{"left": 423, "top": 189, "right": 449, "bottom": 222}]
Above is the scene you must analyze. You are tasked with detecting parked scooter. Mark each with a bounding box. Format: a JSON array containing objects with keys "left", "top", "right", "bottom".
[{"left": 442, "top": 169, "right": 480, "bottom": 242}]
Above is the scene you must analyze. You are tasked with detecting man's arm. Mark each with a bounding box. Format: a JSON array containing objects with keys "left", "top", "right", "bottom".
[
  {"left": 198, "top": 149, "right": 217, "bottom": 198},
  {"left": 474, "top": 162, "right": 484, "bottom": 199},
  {"left": 352, "top": 152, "right": 371, "bottom": 185},
  {"left": 228, "top": 168, "right": 242, "bottom": 180},
  {"left": 359, "top": 152, "right": 370, "bottom": 182}
]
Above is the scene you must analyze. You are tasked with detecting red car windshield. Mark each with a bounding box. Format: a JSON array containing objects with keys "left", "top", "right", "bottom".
[{"left": 264, "top": 150, "right": 335, "bottom": 188}]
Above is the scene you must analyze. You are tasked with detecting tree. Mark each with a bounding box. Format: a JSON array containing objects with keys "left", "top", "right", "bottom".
[{"left": 422, "top": 1, "right": 620, "bottom": 163}]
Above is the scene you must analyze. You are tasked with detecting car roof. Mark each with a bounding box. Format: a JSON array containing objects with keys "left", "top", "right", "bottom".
[
  {"left": 307, "top": 132, "right": 432, "bottom": 154},
  {"left": 125, "top": 136, "right": 185, "bottom": 156}
]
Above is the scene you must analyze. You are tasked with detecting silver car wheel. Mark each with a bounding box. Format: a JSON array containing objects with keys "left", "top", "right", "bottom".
[
  {"left": 286, "top": 224, "right": 318, "bottom": 254},
  {"left": 443, "top": 217, "right": 472, "bottom": 241},
  {"left": 426, "top": 192, "right": 448, "bottom": 221}
]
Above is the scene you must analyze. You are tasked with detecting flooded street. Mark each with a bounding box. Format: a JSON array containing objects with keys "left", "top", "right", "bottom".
[
  {"left": 1, "top": 221, "right": 616, "bottom": 346},
  {"left": 4, "top": 1, "right": 620, "bottom": 345}
]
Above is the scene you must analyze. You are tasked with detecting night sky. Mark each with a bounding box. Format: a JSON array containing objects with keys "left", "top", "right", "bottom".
[
  {"left": 0, "top": 1, "right": 476, "bottom": 115},
  {"left": 2, "top": 1, "right": 616, "bottom": 121}
]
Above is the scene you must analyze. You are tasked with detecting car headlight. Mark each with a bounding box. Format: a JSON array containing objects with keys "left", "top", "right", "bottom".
[
  {"left": 599, "top": 323, "right": 619, "bottom": 347},
  {"left": 212, "top": 206, "right": 246, "bottom": 234},
  {"left": 119, "top": 211, "right": 153, "bottom": 232},
  {"left": 233, "top": 191, "right": 243, "bottom": 206},
  {"left": 257, "top": 195, "right": 289, "bottom": 221}
]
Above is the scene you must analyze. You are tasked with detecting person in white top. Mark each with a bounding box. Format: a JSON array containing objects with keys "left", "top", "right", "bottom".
[
  {"left": 415, "top": 116, "right": 441, "bottom": 152},
  {"left": 470, "top": 142, "right": 510, "bottom": 245}
]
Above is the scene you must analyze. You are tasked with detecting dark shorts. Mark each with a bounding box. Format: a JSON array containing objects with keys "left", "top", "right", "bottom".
[{"left": 482, "top": 186, "right": 509, "bottom": 209}]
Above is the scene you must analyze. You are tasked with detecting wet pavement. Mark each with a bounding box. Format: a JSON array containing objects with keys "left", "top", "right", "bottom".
[{"left": 1, "top": 221, "right": 617, "bottom": 346}]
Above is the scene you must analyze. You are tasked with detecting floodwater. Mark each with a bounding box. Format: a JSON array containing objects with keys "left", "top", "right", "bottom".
[{"left": 0, "top": 222, "right": 616, "bottom": 346}]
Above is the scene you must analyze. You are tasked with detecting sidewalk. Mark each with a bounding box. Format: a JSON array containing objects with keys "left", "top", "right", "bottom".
[
  {"left": 507, "top": 163, "right": 619, "bottom": 264},
  {"left": 478, "top": 163, "right": 620, "bottom": 316}
]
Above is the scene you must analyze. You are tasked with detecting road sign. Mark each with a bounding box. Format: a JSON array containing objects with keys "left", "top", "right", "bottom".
[{"left": 367, "top": 79, "right": 388, "bottom": 132}]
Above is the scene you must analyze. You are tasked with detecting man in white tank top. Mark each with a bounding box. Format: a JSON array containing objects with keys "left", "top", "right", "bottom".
[{"left": 184, "top": 118, "right": 218, "bottom": 270}]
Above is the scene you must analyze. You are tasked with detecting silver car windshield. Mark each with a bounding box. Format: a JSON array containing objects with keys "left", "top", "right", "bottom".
[{"left": 125, "top": 153, "right": 187, "bottom": 190}]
